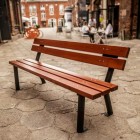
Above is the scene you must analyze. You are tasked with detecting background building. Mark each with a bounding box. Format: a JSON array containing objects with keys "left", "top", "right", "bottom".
[
  {"left": 85, "top": 0, "right": 140, "bottom": 39},
  {"left": 21, "top": 0, "right": 69, "bottom": 27}
]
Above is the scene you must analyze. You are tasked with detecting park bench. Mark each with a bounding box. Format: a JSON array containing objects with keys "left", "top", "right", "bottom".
[{"left": 9, "top": 38, "right": 130, "bottom": 133}]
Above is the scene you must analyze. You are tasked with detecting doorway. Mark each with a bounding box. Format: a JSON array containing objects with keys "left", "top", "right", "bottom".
[
  {"left": 137, "top": 0, "right": 140, "bottom": 39},
  {"left": 108, "top": 5, "right": 119, "bottom": 36}
]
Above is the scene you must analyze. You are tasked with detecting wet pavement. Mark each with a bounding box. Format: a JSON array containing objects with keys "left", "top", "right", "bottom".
[{"left": 0, "top": 28, "right": 140, "bottom": 140}]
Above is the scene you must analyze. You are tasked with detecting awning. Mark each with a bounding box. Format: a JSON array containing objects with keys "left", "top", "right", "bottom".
[{"left": 22, "top": 17, "right": 30, "bottom": 22}]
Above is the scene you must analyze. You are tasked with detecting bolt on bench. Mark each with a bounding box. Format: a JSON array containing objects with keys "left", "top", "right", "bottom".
[{"left": 9, "top": 38, "right": 130, "bottom": 133}]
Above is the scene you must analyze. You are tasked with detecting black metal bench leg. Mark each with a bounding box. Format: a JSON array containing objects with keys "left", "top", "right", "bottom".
[
  {"left": 40, "top": 78, "right": 46, "bottom": 84},
  {"left": 13, "top": 66, "right": 20, "bottom": 90},
  {"left": 104, "top": 94, "right": 113, "bottom": 116},
  {"left": 77, "top": 95, "right": 85, "bottom": 133}
]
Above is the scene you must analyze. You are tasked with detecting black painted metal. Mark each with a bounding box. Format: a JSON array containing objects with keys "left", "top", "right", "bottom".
[
  {"left": 13, "top": 66, "right": 20, "bottom": 90},
  {"left": 104, "top": 68, "right": 114, "bottom": 116},
  {"left": 77, "top": 95, "right": 85, "bottom": 133},
  {"left": 35, "top": 45, "right": 46, "bottom": 84},
  {"left": 103, "top": 54, "right": 117, "bottom": 116},
  {"left": 36, "top": 52, "right": 41, "bottom": 61}
]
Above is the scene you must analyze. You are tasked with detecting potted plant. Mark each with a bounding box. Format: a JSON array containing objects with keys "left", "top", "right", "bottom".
[{"left": 34, "top": 24, "right": 40, "bottom": 29}]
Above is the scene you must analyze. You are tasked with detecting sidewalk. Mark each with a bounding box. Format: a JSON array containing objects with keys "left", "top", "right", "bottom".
[{"left": 0, "top": 28, "right": 140, "bottom": 140}]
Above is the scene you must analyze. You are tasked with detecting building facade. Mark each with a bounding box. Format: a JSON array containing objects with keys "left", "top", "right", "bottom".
[
  {"left": 80, "top": 0, "right": 140, "bottom": 40},
  {"left": 21, "top": 0, "right": 69, "bottom": 27},
  {"left": 0, "top": 0, "right": 22, "bottom": 41}
]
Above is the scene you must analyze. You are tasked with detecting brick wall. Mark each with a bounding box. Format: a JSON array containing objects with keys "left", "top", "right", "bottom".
[
  {"left": 22, "top": 1, "right": 69, "bottom": 27},
  {"left": 119, "top": 0, "right": 139, "bottom": 39}
]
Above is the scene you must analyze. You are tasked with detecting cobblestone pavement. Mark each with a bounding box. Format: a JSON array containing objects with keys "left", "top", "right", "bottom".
[{"left": 0, "top": 28, "right": 140, "bottom": 140}]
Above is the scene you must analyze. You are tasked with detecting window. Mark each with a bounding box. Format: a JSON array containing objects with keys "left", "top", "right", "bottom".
[
  {"left": 58, "top": 18, "right": 64, "bottom": 26},
  {"left": 49, "top": 5, "right": 54, "bottom": 15},
  {"left": 29, "top": 5, "right": 37, "bottom": 14},
  {"left": 21, "top": 5, "right": 25, "bottom": 16},
  {"left": 59, "top": 5, "right": 64, "bottom": 15},
  {"left": 41, "top": 12, "right": 46, "bottom": 21},
  {"left": 40, "top": 5, "right": 45, "bottom": 11}
]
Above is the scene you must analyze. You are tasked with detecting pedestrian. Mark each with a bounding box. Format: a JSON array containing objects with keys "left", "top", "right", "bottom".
[
  {"left": 88, "top": 16, "right": 96, "bottom": 28},
  {"left": 105, "top": 20, "right": 113, "bottom": 35}
]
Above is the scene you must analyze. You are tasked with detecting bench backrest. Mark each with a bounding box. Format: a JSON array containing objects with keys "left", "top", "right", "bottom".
[{"left": 32, "top": 38, "right": 130, "bottom": 70}]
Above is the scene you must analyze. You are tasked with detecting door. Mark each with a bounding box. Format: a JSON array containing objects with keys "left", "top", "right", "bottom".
[
  {"left": 0, "top": 0, "right": 11, "bottom": 40},
  {"left": 108, "top": 5, "right": 119, "bottom": 36},
  {"left": 137, "top": 0, "right": 140, "bottom": 39}
]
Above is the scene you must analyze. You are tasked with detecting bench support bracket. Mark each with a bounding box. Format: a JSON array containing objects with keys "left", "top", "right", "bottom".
[
  {"left": 13, "top": 66, "right": 20, "bottom": 90},
  {"left": 104, "top": 67, "right": 114, "bottom": 116},
  {"left": 36, "top": 51, "right": 46, "bottom": 84},
  {"left": 77, "top": 95, "right": 85, "bottom": 133}
]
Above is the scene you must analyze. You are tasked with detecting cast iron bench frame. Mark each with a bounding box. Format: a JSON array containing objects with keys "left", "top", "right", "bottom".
[{"left": 9, "top": 38, "right": 130, "bottom": 133}]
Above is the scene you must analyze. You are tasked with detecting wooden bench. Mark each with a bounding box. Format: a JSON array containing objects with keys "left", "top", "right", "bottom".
[{"left": 9, "top": 38, "right": 130, "bottom": 133}]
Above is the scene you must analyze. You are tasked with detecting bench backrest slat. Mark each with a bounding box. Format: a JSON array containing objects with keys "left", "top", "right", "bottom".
[
  {"left": 33, "top": 38, "right": 130, "bottom": 58},
  {"left": 32, "top": 45, "right": 126, "bottom": 70},
  {"left": 32, "top": 38, "right": 130, "bottom": 70}
]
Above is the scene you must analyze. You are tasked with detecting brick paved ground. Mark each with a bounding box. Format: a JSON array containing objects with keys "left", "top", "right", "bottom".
[{"left": 0, "top": 28, "right": 140, "bottom": 140}]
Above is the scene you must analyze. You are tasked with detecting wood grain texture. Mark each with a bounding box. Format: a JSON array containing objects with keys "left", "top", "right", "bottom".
[
  {"left": 32, "top": 45, "right": 126, "bottom": 70},
  {"left": 34, "top": 38, "right": 130, "bottom": 58},
  {"left": 9, "top": 60, "right": 103, "bottom": 99}
]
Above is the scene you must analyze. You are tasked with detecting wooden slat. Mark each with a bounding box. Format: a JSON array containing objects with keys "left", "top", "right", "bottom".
[
  {"left": 33, "top": 38, "right": 130, "bottom": 58},
  {"left": 9, "top": 60, "right": 103, "bottom": 99},
  {"left": 25, "top": 59, "right": 118, "bottom": 91},
  {"left": 31, "top": 45, "right": 126, "bottom": 70},
  {"left": 18, "top": 59, "right": 112, "bottom": 93}
]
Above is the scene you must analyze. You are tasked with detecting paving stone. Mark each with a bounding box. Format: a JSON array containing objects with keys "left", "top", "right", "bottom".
[
  {"left": 19, "top": 76, "right": 41, "bottom": 84},
  {"left": 127, "top": 115, "right": 140, "bottom": 134},
  {"left": 55, "top": 113, "right": 90, "bottom": 133},
  {"left": 19, "top": 82, "right": 35, "bottom": 90},
  {"left": 113, "top": 103, "right": 137, "bottom": 118},
  {"left": 71, "top": 130, "right": 113, "bottom": 140},
  {"left": 16, "top": 99, "right": 46, "bottom": 112},
  {"left": 9, "top": 82, "right": 35, "bottom": 90},
  {"left": 21, "top": 110, "right": 54, "bottom": 130},
  {"left": 34, "top": 83, "right": 51, "bottom": 92},
  {"left": 115, "top": 133, "right": 140, "bottom": 140},
  {"left": 13, "top": 88, "right": 40, "bottom": 100},
  {"left": 124, "top": 81, "right": 140, "bottom": 95},
  {"left": 0, "top": 109, "right": 22, "bottom": 127},
  {"left": 0, "top": 97, "right": 20, "bottom": 109},
  {"left": 63, "top": 91, "right": 78, "bottom": 103},
  {"left": 91, "top": 115, "right": 123, "bottom": 137},
  {"left": 0, "top": 89, "right": 14, "bottom": 98},
  {"left": 46, "top": 99, "right": 75, "bottom": 113},
  {"left": 28, "top": 127, "right": 69, "bottom": 140},
  {"left": 38, "top": 90, "right": 64, "bottom": 101},
  {"left": 0, "top": 81, "right": 14, "bottom": 89},
  {"left": 0, "top": 122, "right": 30, "bottom": 140},
  {"left": 0, "top": 71, "right": 11, "bottom": 77},
  {"left": 85, "top": 100, "right": 105, "bottom": 116},
  {"left": 111, "top": 93, "right": 140, "bottom": 112}
]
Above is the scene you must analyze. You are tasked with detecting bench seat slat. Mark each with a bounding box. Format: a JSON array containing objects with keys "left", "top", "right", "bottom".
[
  {"left": 25, "top": 59, "right": 118, "bottom": 91},
  {"left": 31, "top": 45, "right": 126, "bottom": 70},
  {"left": 17, "top": 59, "right": 112, "bottom": 93},
  {"left": 34, "top": 39, "right": 130, "bottom": 58},
  {"left": 10, "top": 60, "right": 105, "bottom": 100}
]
